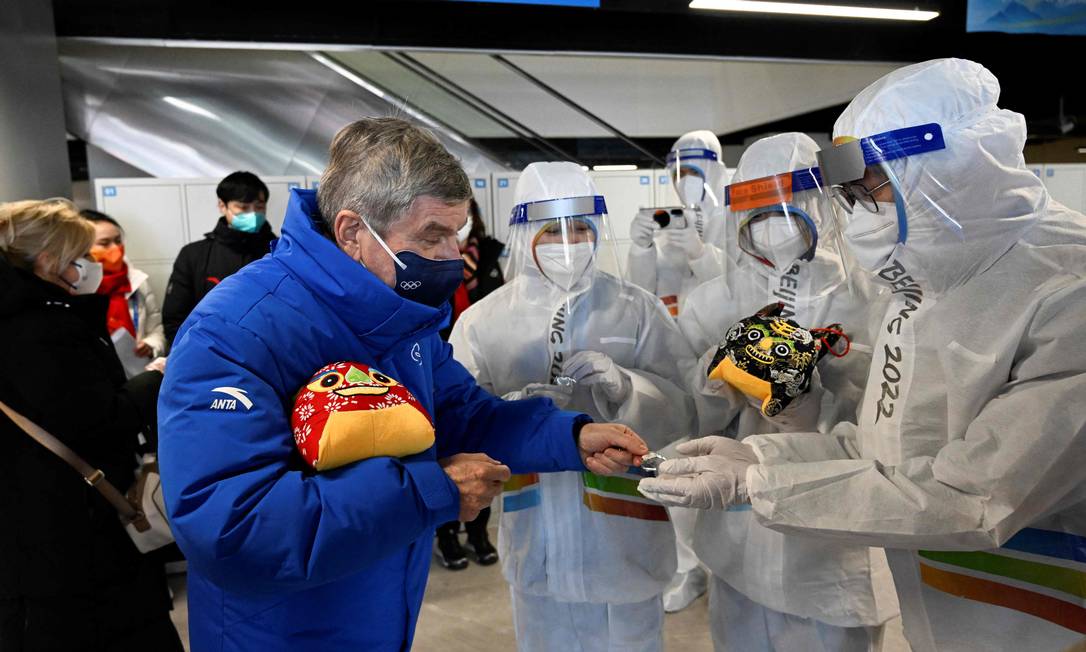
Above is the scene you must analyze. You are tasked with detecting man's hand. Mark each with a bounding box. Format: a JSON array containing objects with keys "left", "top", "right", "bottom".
[
  {"left": 577, "top": 423, "right": 649, "bottom": 475},
  {"left": 637, "top": 436, "right": 758, "bottom": 509},
  {"left": 440, "top": 453, "right": 512, "bottom": 522},
  {"left": 134, "top": 341, "right": 154, "bottom": 358}
]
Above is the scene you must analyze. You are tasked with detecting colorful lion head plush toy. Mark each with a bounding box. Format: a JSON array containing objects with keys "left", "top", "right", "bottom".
[
  {"left": 707, "top": 303, "right": 848, "bottom": 417},
  {"left": 292, "top": 361, "right": 435, "bottom": 471}
]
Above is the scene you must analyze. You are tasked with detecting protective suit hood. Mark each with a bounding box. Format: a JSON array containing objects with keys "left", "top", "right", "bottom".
[
  {"left": 669, "top": 130, "right": 729, "bottom": 204},
  {"left": 730, "top": 133, "right": 846, "bottom": 279},
  {"left": 834, "top": 58, "right": 1048, "bottom": 295}
]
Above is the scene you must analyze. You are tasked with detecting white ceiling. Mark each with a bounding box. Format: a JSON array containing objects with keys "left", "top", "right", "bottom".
[{"left": 408, "top": 52, "right": 904, "bottom": 139}]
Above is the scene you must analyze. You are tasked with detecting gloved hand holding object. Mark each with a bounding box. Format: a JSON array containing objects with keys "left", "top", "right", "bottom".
[
  {"left": 563, "top": 350, "right": 632, "bottom": 403},
  {"left": 630, "top": 210, "right": 657, "bottom": 249},
  {"left": 637, "top": 436, "right": 758, "bottom": 509},
  {"left": 502, "top": 382, "right": 573, "bottom": 408},
  {"left": 659, "top": 218, "right": 705, "bottom": 259}
]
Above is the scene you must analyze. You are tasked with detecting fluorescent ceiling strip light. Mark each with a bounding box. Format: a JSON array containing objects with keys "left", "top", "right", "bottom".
[
  {"left": 1078, "top": 147, "right": 1086, "bottom": 155},
  {"left": 593, "top": 164, "right": 638, "bottom": 171},
  {"left": 689, "top": 0, "right": 938, "bottom": 21},
  {"left": 163, "top": 96, "right": 221, "bottom": 120}
]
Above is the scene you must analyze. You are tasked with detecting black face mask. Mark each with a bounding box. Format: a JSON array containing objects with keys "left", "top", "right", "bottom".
[{"left": 360, "top": 219, "right": 463, "bottom": 308}]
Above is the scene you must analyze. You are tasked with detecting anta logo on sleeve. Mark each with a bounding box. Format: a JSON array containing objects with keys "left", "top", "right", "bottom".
[{"left": 209, "top": 386, "right": 254, "bottom": 411}]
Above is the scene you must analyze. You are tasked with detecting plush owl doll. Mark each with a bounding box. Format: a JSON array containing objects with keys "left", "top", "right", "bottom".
[
  {"left": 291, "top": 361, "right": 435, "bottom": 471},
  {"left": 707, "top": 303, "right": 847, "bottom": 417}
]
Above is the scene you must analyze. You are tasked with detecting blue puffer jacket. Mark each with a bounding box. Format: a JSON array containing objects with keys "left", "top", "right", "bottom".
[{"left": 159, "top": 189, "right": 587, "bottom": 651}]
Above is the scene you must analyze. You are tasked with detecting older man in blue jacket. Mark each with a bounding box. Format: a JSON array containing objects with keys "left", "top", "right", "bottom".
[{"left": 158, "top": 118, "right": 649, "bottom": 651}]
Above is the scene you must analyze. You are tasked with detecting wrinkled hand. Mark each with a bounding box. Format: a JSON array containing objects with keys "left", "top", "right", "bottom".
[
  {"left": 578, "top": 423, "right": 649, "bottom": 476},
  {"left": 134, "top": 341, "right": 154, "bottom": 358},
  {"left": 563, "top": 351, "right": 631, "bottom": 403},
  {"left": 660, "top": 222, "right": 704, "bottom": 259},
  {"left": 638, "top": 436, "right": 758, "bottom": 509},
  {"left": 440, "top": 453, "right": 512, "bottom": 522},
  {"left": 630, "top": 212, "right": 657, "bottom": 249},
  {"left": 502, "top": 383, "right": 573, "bottom": 409}
]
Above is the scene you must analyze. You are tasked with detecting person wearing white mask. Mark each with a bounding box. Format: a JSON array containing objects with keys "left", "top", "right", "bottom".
[
  {"left": 641, "top": 58, "right": 1086, "bottom": 652},
  {"left": 0, "top": 198, "right": 182, "bottom": 651},
  {"left": 626, "top": 131, "right": 734, "bottom": 612},
  {"left": 627, "top": 131, "right": 734, "bottom": 318},
  {"left": 449, "top": 162, "right": 697, "bottom": 652},
  {"left": 670, "top": 132, "right": 897, "bottom": 651}
]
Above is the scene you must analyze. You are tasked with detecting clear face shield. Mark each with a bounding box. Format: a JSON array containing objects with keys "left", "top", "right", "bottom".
[
  {"left": 505, "top": 193, "right": 624, "bottom": 386},
  {"left": 725, "top": 166, "right": 845, "bottom": 274},
  {"left": 667, "top": 147, "right": 723, "bottom": 210},
  {"left": 816, "top": 122, "right": 961, "bottom": 273}
]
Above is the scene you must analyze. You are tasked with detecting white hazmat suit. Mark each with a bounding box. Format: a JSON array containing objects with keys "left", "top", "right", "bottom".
[
  {"left": 627, "top": 130, "right": 734, "bottom": 316},
  {"left": 449, "top": 162, "right": 697, "bottom": 652},
  {"left": 679, "top": 132, "right": 898, "bottom": 651},
  {"left": 645, "top": 58, "right": 1086, "bottom": 652}
]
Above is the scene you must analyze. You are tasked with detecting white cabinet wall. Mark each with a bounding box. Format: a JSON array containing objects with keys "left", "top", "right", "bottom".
[
  {"left": 490, "top": 173, "right": 521, "bottom": 247},
  {"left": 94, "top": 176, "right": 304, "bottom": 301},
  {"left": 469, "top": 175, "right": 494, "bottom": 232},
  {"left": 1041, "top": 164, "right": 1086, "bottom": 214},
  {"left": 589, "top": 170, "right": 656, "bottom": 278}
]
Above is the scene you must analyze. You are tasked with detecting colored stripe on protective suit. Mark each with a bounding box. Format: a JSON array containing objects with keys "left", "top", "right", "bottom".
[
  {"left": 503, "top": 473, "right": 540, "bottom": 512},
  {"left": 581, "top": 473, "right": 669, "bottom": 522},
  {"left": 918, "top": 528, "right": 1086, "bottom": 634}
]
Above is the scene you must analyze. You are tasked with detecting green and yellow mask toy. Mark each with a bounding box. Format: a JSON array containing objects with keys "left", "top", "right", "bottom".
[{"left": 707, "top": 303, "right": 849, "bottom": 417}]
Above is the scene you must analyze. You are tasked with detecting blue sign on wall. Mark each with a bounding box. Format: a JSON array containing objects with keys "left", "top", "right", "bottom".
[
  {"left": 454, "top": 0, "right": 600, "bottom": 6},
  {"left": 640, "top": 176, "right": 650, "bottom": 185},
  {"left": 967, "top": 0, "right": 1086, "bottom": 35},
  {"left": 499, "top": 178, "right": 510, "bottom": 188},
  {"left": 103, "top": 186, "right": 117, "bottom": 197},
  {"left": 474, "top": 179, "right": 487, "bottom": 188}
]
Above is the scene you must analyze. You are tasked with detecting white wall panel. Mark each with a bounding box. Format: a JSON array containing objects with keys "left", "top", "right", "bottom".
[{"left": 1042, "top": 164, "right": 1086, "bottom": 214}]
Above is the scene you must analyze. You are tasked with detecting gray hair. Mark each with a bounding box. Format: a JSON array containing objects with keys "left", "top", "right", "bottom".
[{"left": 317, "top": 117, "right": 472, "bottom": 236}]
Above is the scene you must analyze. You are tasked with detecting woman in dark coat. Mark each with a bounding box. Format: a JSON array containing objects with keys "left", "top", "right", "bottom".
[{"left": 0, "top": 199, "right": 182, "bottom": 651}]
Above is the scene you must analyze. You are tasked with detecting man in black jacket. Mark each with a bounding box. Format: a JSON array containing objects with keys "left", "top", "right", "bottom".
[{"left": 162, "top": 171, "right": 276, "bottom": 347}]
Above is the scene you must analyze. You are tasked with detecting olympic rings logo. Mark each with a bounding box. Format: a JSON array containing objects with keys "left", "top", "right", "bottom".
[{"left": 400, "top": 280, "right": 422, "bottom": 290}]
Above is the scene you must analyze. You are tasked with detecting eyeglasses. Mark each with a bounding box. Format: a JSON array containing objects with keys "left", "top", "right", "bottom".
[{"left": 830, "top": 178, "right": 891, "bottom": 214}]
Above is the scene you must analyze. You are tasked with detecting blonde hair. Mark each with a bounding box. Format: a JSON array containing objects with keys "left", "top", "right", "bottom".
[
  {"left": 0, "top": 198, "right": 94, "bottom": 275},
  {"left": 317, "top": 117, "right": 472, "bottom": 236}
]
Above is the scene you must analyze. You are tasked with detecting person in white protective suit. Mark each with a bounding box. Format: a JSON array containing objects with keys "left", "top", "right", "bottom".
[
  {"left": 449, "top": 161, "right": 698, "bottom": 652},
  {"left": 675, "top": 131, "right": 900, "bottom": 651},
  {"left": 626, "top": 130, "right": 734, "bottom": 318},
  {"left": 640, "top": 58, "right": 1086, "bottom": 652},
  {"left": 626, "top": 131, "right": 733, "bottom": 612}
]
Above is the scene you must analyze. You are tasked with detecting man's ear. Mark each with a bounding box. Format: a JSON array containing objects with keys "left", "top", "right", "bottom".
[
  {"left": 333, "top": 210, "right": 363, "bottom": 252},
  {"left": 217, "top": 199, "right": 229, "bottom": 217}
]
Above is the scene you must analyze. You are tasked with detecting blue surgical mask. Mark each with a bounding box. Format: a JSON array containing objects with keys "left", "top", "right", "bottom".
[
  {"left": 230, "top": 211, "right": 266, "bottom": 233},
  {"left": 359, "top": 218, "right": 463, "bottom": 308}
]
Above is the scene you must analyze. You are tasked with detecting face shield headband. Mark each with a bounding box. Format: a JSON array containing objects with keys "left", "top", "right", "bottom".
[{"left": 816, "top": 123, "right": 950, "bottom": 246}]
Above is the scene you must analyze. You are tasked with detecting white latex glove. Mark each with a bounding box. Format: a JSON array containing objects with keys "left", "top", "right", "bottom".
[
  {"left": 638, "top": 436, "right": 758, "bottom": 510},
  {"left": 144, "top": 356, "right": 168, "bottom": 374},
  {"left": 660, "top": 222, "right": 704, "bottom": 259},
  {"left": 502, "top": 383, "right": 573, "bottom": 409},
  {"left": 630, "top": 212, "right": 657, "bottom": 249},
  {"left": 563, "top": 350, "right": 631, "bottom": 403}
]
